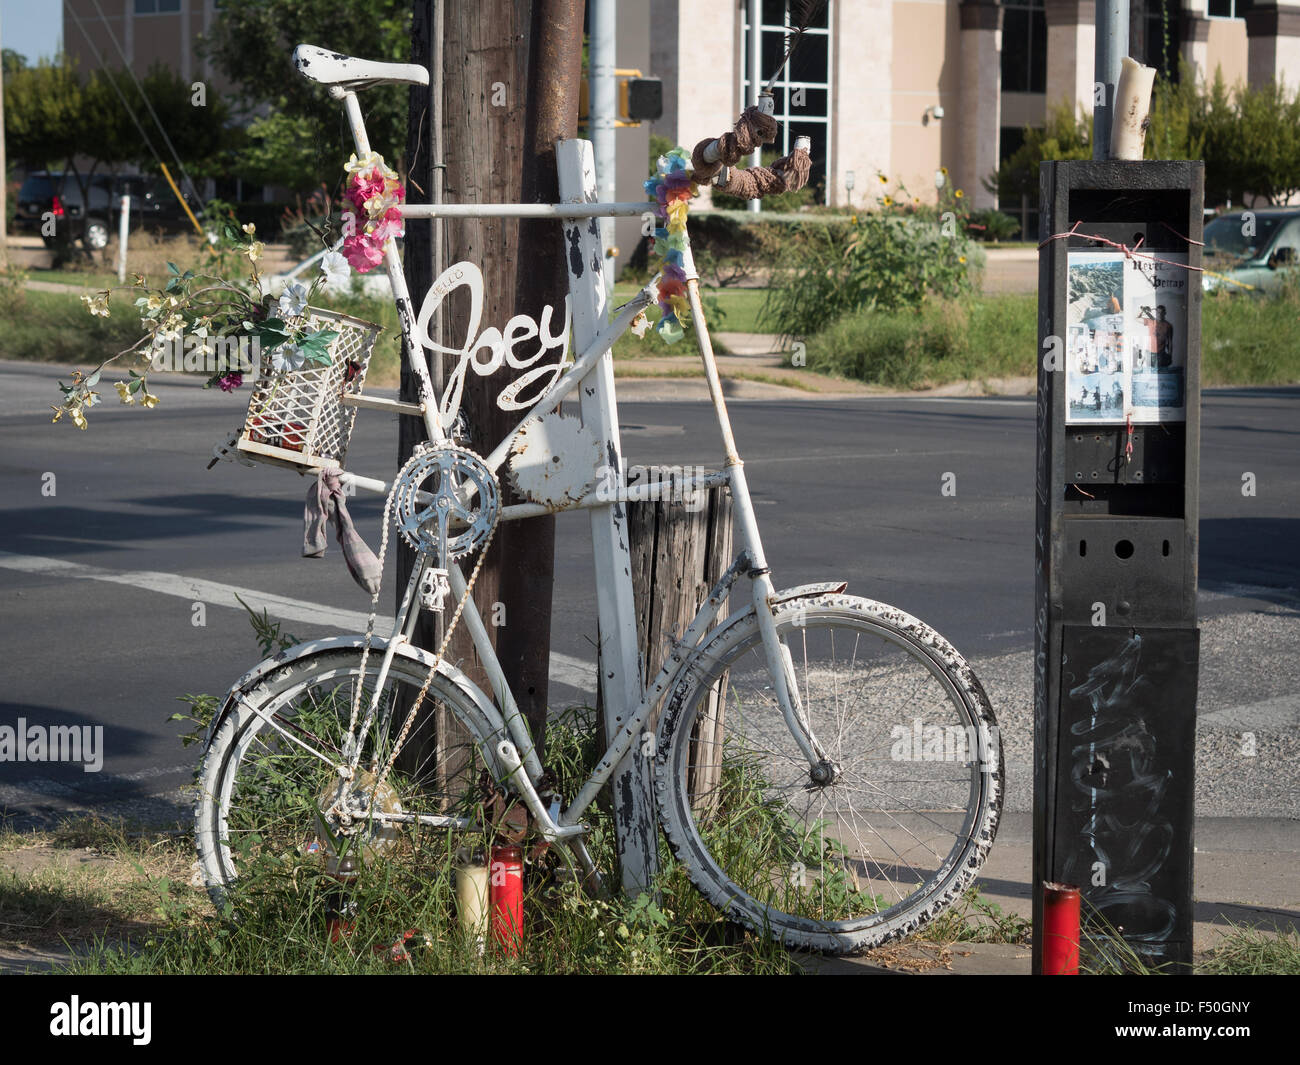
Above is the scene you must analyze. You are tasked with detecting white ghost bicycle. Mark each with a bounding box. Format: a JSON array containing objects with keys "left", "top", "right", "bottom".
[{"left": 193, "top": 44, "right": 1002, "bottom": 955}]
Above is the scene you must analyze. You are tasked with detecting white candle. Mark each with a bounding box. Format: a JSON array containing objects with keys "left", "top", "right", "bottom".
[
  {"left": 455, "top": 862, "right": 490, "bottom": 954},
  {"left": 1110, "top": 56, "right": 1157, "bottom": 161}
]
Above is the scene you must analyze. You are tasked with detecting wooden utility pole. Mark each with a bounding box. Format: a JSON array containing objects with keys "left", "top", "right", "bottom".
[{"left": 400, "top": 1, "right": 580, "bottom": 763}]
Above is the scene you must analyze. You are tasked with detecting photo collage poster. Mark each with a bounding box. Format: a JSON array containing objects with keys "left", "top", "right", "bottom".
[{"left": 1065, "top": 251, "right": 1188, "bottom": 424}]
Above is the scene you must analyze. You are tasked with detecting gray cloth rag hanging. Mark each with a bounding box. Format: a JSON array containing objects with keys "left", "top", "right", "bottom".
[{"left": 304, "top": 471, "right": 383, "bottom": 595}]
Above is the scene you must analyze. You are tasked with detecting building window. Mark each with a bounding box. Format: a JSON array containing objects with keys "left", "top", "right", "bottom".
[
  {"left": 741, "top": 0, "right": 832, "bottom": 202},
  {"left": 997, "top": 126, "right": 1036, "bottom": 240},
  {"left": 1134, "top": 0, "right": 1183, "bottom": 79},
  {"left": 1207, "top": 0, "right": 1252, "bottom": 17},
  {"left": 135, "top": 0, "right": 182, "bottom": 13},
  {"left": 1002, "top": 0, "right": 1046, "bottom": 94}
]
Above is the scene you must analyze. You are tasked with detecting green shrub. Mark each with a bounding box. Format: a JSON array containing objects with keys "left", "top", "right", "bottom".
[
  {"left": 966, "top": 207, "right": 1021, "bottom": 242},
  {"left": 761, "top": 210, "right": 980, "bottom": 339}
]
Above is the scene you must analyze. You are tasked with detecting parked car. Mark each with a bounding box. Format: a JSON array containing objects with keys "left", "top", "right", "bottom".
[
  {"left": 1202, "top": 208, "right": 1300, "bottom": 294},
  {"left": 14, "top": 170, "right": 200, "bottom": 252}
]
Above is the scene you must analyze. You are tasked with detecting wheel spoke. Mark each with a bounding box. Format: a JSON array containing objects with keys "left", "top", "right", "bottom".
[{"left": 663, "top": 598, "right": 1001, "bottom": 953}]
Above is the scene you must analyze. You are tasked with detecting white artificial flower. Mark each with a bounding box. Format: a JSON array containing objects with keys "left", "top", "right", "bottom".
[
  {"left": 320, "top": 251, "right": 351, "bottom": 289},
  {"left": 277, "top": 281, "right": 309, "bottom": 319},
  {"left": 271, "top": 342, "right": 306, "bottom": 373}
]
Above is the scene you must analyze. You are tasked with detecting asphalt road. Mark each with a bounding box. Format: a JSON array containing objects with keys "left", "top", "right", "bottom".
[{"left": 1, "top": 361, "right": 1297, "bottom": 828}]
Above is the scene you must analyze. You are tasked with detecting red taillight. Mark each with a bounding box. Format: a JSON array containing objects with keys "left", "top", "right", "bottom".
[{"left": 52, "top": 195, "right": 65, "bottom": 217}]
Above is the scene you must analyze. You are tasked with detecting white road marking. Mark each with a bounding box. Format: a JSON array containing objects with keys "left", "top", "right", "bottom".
[{"left": 0, "top": 550, "right": 596, "bottom": 691}]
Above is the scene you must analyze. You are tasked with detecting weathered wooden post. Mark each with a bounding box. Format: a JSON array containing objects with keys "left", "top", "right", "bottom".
[{"left": 626, "top": 474, "right": 734, "bottom": 807}]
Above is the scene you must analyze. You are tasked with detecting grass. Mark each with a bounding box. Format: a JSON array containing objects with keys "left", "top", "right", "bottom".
[
  {"left": 1199, "top": 920, "right": 1300, "bottom": 975},
  {"left": 911, "top": 886, "right": 1031, "bottom": 946},
  {"left": 792, "top": 285, "right": 1300, "bottom": 389},
  {"left": 19, "top": 707, "right": 804, "bottom": 975},
  {"left": 9, "top": 258, "right": 1299, "bottom": 403},
  {"left": 26, "top": 269, "right": 120, "bottom": 289},
  {"left": 1201, "top": 283, "right": 1300, "bottom": 386},
  {"left": 0, "top": 269, "right": 406, "bottom": 389},
  {"left": 795, "top": 295, "right": 1039, "bottom": 390},
  {"left": 0, "top": 814, "right": 196, "bottom": 962},
  {"left": 612, "top": 283, "right": 768, "bottom": 334}
]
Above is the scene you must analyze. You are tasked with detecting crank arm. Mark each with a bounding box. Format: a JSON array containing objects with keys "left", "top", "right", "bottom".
[{"left": 495, "top": 740, "right": 588, "bottom": 843}]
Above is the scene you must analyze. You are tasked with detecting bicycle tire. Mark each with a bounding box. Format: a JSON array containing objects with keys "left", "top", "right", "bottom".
[
  {"left": 195, "top": 648, "right": 498, "bottom": 911},
  {"left": 655, "top": 592, "right": 1002, "bottom": 954}
]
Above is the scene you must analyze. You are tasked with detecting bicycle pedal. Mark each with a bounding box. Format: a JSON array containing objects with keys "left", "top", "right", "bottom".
[{"left": 419, "top": 567, "right": 451, "bottom": 612}]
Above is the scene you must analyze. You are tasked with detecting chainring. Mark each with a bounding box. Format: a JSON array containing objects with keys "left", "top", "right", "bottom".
[{"left": 392, "top": 444, "right": 499, "bottom": 560}]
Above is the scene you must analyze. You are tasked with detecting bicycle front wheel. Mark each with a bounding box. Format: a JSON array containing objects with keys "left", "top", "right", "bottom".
[
  {"left": 195, "top": 648, "right": 496, "bottom": 910},
  {"left": 655, "top": 592, "right": 1002, "bottom": 954}
]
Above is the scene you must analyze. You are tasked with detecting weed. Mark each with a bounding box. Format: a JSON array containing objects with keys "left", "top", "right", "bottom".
[{"left": 1198, "top": 920, "right": 1300, "bottom": 975}]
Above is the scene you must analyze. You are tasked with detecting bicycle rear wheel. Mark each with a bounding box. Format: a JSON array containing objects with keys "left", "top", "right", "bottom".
[
  {"left": 655, "top": 592, "right": 1002, "bottom": 954},
  {"left": 195, "top": 648, "right": 496, "bottom": 910}
]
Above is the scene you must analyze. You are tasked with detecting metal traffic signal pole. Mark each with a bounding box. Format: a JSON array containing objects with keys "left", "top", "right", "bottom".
[{"left": 1093, "top": 0, "right": 1128, "bottom": 162}]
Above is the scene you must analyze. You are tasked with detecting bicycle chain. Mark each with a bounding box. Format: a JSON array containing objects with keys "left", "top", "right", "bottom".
[{"left": 343, "top": 446, "right": 501, "bottom": 798}]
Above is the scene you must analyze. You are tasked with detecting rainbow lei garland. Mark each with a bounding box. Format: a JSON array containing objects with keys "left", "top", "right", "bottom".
[{"left": 642, "top": 147, "right": 699, "bottom": 343}]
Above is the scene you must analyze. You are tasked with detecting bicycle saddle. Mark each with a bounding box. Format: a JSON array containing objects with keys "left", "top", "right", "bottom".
[{"left": 293, "top": 44, "right": 429, "bottom": 88}]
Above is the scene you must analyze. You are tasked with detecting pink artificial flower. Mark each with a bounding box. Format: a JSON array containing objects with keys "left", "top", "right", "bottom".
[
  {"left": 350, "top": 169, "right": 386, "bottom": 210},
  {"left": 342, "top": 233, "right": 384, "bottom": 273},
  {"left": 218, "top": 372, "right": 243, "bottom": 392},
  {"left": 370, "top": 206, "right": 404, "bottom": 244}
]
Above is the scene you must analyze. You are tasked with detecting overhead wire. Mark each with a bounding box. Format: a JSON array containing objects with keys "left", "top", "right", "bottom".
[
  {"left": 81, "top": 0, "right": 207, "bottom": 208},
  {"left": 64, "top": 6, "right": 167, "bottom": 176}
]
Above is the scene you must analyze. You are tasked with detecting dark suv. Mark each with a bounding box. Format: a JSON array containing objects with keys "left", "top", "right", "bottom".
[{"left": 15, "top": 171, "right": 199, "bottom": 252}]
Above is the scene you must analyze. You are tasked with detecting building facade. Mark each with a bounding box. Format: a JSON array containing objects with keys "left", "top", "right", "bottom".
[
  {"left": 646, "top": 0, "right": 1300, "bottom": 237},
  {"left": 63, "top": 0, "right": 220, "bottom": 89},
  {"left": 59, "top": 2, "right": 1300, "bottom": 246}
]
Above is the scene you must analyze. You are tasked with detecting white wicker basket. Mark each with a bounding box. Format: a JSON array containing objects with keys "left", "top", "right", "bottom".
[{"left": 236, "top": 307, "right": 381, "bottom": 472}]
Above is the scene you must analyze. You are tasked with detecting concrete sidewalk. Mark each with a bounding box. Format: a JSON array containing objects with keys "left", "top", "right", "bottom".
[{"left": 802, "top": 812, "right": 1300, "bottom": 975}]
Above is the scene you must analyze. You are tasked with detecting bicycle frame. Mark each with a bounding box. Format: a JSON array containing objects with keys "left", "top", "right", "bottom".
[{"left": 303, "top": 85, "right": 829, "bottom": 853}]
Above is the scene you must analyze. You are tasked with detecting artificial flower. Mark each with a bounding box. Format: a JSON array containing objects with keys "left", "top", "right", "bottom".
[
  {"left": 271, "top": 342, "right": 306, "bottom": 373},
  {"left": 320, "top": 251, "right": 351, "bottom": 289},
  {"left": 81, "top": 291, "right": 111, "bottom": 317},
  {"left": 342, "top": 232, "right": 384, "bottom": 273},
  {"left": 277, "top": 282, "right": 309, "bottom": 319}
]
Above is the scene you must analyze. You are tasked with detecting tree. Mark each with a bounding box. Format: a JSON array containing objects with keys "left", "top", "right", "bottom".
[
  {"left": 3, "top": 58, "right": 86, "bottom": 169},
  {"left": 5, "top": 58, "right": 232, "bottom": 228},
  {"left": 1148, "top": 66, "right": 1300, "bottom": 206},
  {"left": 200, "top": 0, "right": 411, "bottom": 193},
  {"left": 984, "top": 99, "right": 1092, "bottom": 206},
  {"left": 989, "top": 69, "right": 1300, "bottom": 211}
]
